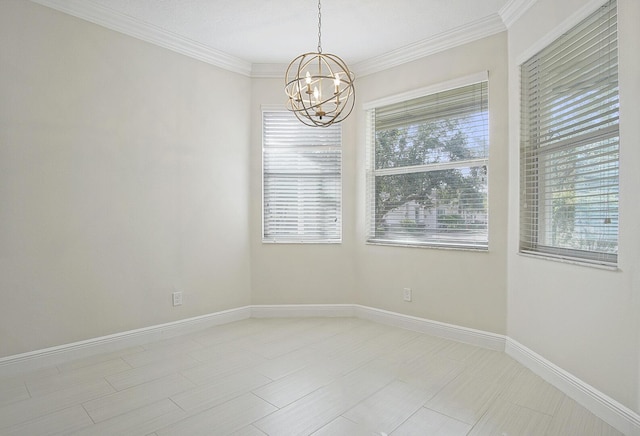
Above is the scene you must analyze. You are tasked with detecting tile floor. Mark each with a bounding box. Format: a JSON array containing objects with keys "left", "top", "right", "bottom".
[{"left": 0, "top": 317, "right": 624, "bottom": 435}]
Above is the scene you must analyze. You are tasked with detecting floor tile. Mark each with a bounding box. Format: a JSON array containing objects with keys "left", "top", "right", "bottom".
[
  {"left": 0, "top": 380, "right": 30, "bottom": 407},
  {"left": 106, "top": 354, "right": 199, "bottom": 391},
  {"left": 254, "top": 346, "right": 321, "bottom": 381},
  {"left": 122, "top": 340, "right": 203, "bottom": 368},
  {"left": 312, "top": 416, "right": 378, "bottom": 435},
  {"left": 57, "top": 346, "right": 145, "bottom": 372},
  {"left": 467, "top": 398, "right": 552, "bottom": 435},
  {"left": 255, "top": 360, "right": 397, "bottom": 436},
  {"left": 0, "top": 379, "right": 114, "bottom": 430},
  {"left": 69, "top": 398, "right": 187, "bottom": 436},
  {"left": 171, "top": 368, "right": 271, "bottom": 413},
  {"left": 27, "top": 358, "right": 131, "bottom": 397},
  {"left": 425, "top": 372, "right": 503, "bottom": 425},
  {"left": 546, "top": 397, "right": 624, "bottom": 436},
  {"left": 252, "top": 365, "right": 335, "bottom": 408},
  {"left": 156, "top": 393, "right": 276, "bottom": 436},
  {"left": 1, "top": 405, "right": 93, "bottom": 436},
  {"left": 499, "top": 367, "right": 565, "bottom": 416},
  {"left": 229, "top": 424, "right": 269, "bottom": 436},
  {"left": 343, "top": 380, "right": 430, "bottom": 434},
  {"left": 82, "top": 373, "right": 194, "bottom": 423},
  {"left": 391, "top": 407, "right": 471, "bottom": 435}
]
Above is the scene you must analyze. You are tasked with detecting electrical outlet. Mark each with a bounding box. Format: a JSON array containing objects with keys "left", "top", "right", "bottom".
[
  {"left": 403, "top": 287, "right": 412, "bottom": 302},
  {"left": 172, "top": 291, "right": 183, "bottom": 306}
]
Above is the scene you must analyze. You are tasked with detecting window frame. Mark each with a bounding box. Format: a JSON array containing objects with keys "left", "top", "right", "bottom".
[
  {"left": 518, "top": 0, "right": 619, "bottom": 268},
  {"left": 364, "top": 72, "right": 490, "bottom": 250},
  {"left": 261, "top": 107, "right": 343, "bottom": 244}
]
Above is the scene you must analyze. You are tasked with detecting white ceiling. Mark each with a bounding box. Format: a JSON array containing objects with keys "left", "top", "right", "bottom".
[{"left": 32, "top": 0, "right": 532, "bottom": 76}]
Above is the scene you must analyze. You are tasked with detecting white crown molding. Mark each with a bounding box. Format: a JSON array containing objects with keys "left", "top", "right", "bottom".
[
  {"left": 353, "top": 14, "right": 506, "bottom": 78},
  {"left": 251, "top": 63, "right": 288, "bottom": 79},
  {"left": 499, "top": 0, "right": 538, "bottom": 28},
  {"left": 0, "top": 306, "right": 251, "bottom": 378},
  {"left": 506, "top": 338, "right": 640, "bottom": 436},
  {"left": 30, "top": 0, "right": 507, "bottom": 79},
  {"left": 30, "top": 0, "right": 253, "bottom": 76}
]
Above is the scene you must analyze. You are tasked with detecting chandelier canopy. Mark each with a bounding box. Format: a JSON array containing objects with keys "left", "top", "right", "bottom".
[{"left": 284, "top": 0, "right": 355, "bottom": 127}]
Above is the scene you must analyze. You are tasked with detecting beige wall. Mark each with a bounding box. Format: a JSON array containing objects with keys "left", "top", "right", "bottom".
[
  {"left": 353, "top": 33, "right": 509, "bottom": 335},
  {"left": 506, "top": 0, "right": 640, "bottom": 412},
  {"left": 0, "top": 1, "right": 252, "bottom": 358}
]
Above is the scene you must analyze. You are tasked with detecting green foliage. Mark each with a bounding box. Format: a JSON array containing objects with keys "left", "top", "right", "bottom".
[{"left": 374, "top": 120, "right": 486, "bottom": 236}]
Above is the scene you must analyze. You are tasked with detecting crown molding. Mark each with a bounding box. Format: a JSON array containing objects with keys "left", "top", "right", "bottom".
[
  {"left": 499, "top": 0, "right": 538, "bottom": 28},
  {"left": 30, "top": 1, "right": 519, "bottom": 79},
  {"left": 352, "top": 13, "right": 506, "bottom": 78},
  {"left": 30, "top": 0, "right": 253, "bottom": 76},
  {"left": 251, "top": 63, "right": 288, "bottom": 79}
]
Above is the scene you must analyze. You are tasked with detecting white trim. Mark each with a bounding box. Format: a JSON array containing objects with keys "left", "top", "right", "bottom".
[
  {"left": 362, "top": 71, "right": 489, "bottom": 111},
  {"left": 499, "top": 0, "right": 538, "bottom": 28},
  {"left": 30, "top": 0, "right": 252, "bottom": 76},
  {"left": 506, "top": 338, "right": 640, "bottom": 436},
  {"left": 29, "top": 1, "right": 508, "bottom": 79},
  {"left": 1, "top": 304, "right": 637, "bottom": 435},
  {"left": 354, "top": 305, "right": 505, "bottom": 351},
  {"left": 0, "top": 306, "right": 251, "bottom": 378},
  {"left": 353, "top": 15, "right": 505, "bottom": 78},
  {"left": 515, "top": 0, "right": 611, "bottom": 66},
  {"left": 250, "top": 304, "right": 356, "bottom": 318},
  {"left": 252, "top": 64, "right": 288, "bottom": 79}
]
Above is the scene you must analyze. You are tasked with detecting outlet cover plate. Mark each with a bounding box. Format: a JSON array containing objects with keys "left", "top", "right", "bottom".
[
  {"left": 172, "top": 291, "right": 183, "bottom": 306},
  {"left": 403, "top": 288, "right": 412, "bottom": 302}
]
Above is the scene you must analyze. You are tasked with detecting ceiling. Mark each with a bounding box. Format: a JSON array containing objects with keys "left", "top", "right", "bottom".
[{"left": 32, "top": 0, "right": 531, "bottom": 76}]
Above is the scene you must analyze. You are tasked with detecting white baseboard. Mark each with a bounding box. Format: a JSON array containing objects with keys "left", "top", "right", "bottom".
[
  {"left": 354, "top": 305, "right": 506, "bottom": 351},
  {"left": 506, "top": 338, "right": 640, "bottom": 436},
  {"left": 1, "top": 303, "right": 637, "bottom": 435},
  {"left": 250, "top": 304, "right": 356, "bottom": 318},
  {"left": 0, "top": 306, "right": 251, "bottom": 378}
]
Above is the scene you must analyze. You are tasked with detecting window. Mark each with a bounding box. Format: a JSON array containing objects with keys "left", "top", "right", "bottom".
[
  {"left": 520, "top": 0, "right": 618, "bottom": 266},
  {"left": 262, "top": 110, "right": 341, "bottom": 243},
  {"left": 365, "top": 75, "right": 489, "bottom": 249}
]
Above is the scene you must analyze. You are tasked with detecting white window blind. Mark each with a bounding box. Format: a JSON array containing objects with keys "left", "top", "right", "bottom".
[
  {"left": 366, "top": 80, "right": 489, "bottom": 249},
  {"left": 263, "top": 110, "right": 342, "bottom": 243},
  {"left": 520, "top": 0, "right": 619, "bottom": 266}
]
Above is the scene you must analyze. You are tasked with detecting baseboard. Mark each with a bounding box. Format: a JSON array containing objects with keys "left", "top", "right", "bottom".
[
  {"left": 250, "top": 304, "right": 356, "bottom": 318},
  {"left": 1, "top": 304, "right": 637, "bottom": 435},
  {"left": 0, "top": 306, "right": 251, "bottom": 378},
  {"left": 354, "top": 305, "right": 506, "bottom": 351},
  {"left": 506, "top": 338, "right": 640, "bottom": 436}
]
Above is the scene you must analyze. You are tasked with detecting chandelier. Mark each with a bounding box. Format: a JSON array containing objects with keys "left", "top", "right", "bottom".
[{"left": 284, "top": 0, "right": 355, "bottom": 127}]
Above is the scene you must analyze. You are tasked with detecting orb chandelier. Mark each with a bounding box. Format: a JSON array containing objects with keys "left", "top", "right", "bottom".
[{"left": 284, "top": 0, "right": 355, "bottom": 127}]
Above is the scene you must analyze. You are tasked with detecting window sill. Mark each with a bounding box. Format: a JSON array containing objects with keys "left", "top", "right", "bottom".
[
  {"left": 366, "top": 240, "right": 488, "bottom": 252},
  {"left": 517, "top": 251, "right": 619, "bottom": 271},
  {"left": 262, "top": 240, "right": 342, "bottom": 245}
]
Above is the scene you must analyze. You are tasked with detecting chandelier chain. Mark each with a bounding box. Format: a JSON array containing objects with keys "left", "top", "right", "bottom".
[{"left": 317, "top": 0, "right": 322, "bottom": 53}]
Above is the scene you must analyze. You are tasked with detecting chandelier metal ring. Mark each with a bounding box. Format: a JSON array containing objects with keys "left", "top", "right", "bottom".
[{"left": 284, "top": 0, "right": 355, "bottom": 127}]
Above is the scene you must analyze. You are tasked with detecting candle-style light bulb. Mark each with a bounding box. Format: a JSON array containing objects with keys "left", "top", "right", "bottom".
[
  {"left": 305, "top": 71, "right": 312, "bottom": 94},
  {"left": 334, "top": 73, "right": 340, "bottom": 94}
]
